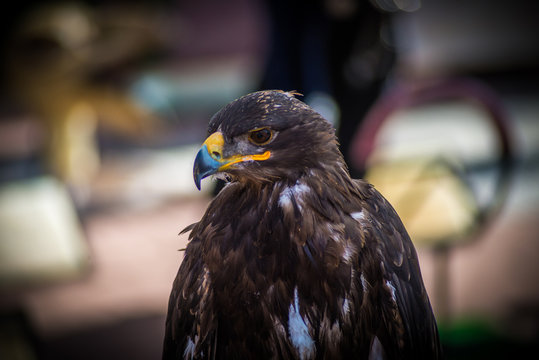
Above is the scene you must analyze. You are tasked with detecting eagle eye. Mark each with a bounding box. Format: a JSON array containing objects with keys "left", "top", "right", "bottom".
[{"left": 248, "top": 128, "right": 273, "bottom": 145}]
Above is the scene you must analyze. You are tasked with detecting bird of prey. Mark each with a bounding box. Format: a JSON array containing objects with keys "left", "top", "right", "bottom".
[{"left": 163, "top": 90, "right": 442, "bottom": 359}]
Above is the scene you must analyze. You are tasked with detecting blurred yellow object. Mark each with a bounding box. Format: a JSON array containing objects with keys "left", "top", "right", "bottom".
[
  {"left": 5, "top": 2, "right": 161, "bottom": 189},
  {"left": 365, "top": 157, "right": 480, "bottom": 246},
  {"left": 0, "top": 177, "right": 89, "bottom": 286}
]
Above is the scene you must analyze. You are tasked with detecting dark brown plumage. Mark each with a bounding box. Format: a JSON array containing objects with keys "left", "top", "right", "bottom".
[{"left": 163, "top": 90, "right": 442, "bottom": 359}]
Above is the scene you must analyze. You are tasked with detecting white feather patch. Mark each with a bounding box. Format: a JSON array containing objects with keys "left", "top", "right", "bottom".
[
  {"left": 342, "top": 298, "right": 350, "bottom": 315},
  {"left": 385, "top": 280, "right": 397, "bottom": 303},
  {"left": 351, "top": 211, "right": 366, "bottom": 222},
  {"left": 184, "top": 335, "right": 197, "bottom": 360},
  {"left": 279, "top": 182, "right": 310, "bottom": 211},
  {"left": 360, "top": 273, "right": 368, "bottom": 292},
  {"left": 342, "top": 243, "right": 356, "bottom": 263},
  {"left": 288, "top": 287, "right": 315, "bottom": 359}
]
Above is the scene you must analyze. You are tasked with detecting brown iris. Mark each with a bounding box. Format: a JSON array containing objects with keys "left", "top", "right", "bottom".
[{"left": 248, "top": 128, "right": 273, "bottom": 145}]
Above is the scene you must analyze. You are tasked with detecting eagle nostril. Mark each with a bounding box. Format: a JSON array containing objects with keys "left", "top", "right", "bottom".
[{"left": 212, "top": 151, "right": 221, "bottom": 160}]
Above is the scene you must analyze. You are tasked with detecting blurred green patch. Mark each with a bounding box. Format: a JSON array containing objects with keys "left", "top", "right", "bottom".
[{"left": 438, "top": 316, "right": 538, "bottom": 359}]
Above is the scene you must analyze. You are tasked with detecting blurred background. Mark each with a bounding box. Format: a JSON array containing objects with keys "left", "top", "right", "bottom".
[{"left": 0, "top": 0, "right": 538, "bottom": 359}]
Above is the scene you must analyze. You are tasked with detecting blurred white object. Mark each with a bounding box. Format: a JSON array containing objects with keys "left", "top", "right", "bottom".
[{"left": 0, "top": 176, "right": 89, "bottom": 286}]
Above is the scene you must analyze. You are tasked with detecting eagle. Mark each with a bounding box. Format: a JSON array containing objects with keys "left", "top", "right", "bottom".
[{"left": 163, "top": 90, "right": 442, "bottom": 359}]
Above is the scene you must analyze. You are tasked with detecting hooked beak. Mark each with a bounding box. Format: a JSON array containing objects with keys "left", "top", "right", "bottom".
[{"left": 193, "top": 132, "right": 271, "bottom": 190}]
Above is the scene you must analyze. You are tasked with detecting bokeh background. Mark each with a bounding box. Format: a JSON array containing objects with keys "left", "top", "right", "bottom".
[{"left": 0, "top": 0, "right": 538, "bottom": 359}]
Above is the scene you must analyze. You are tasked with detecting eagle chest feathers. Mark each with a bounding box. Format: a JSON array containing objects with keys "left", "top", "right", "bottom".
[{"left": 163, "top": 90, "right": 442, "bottom": 360}]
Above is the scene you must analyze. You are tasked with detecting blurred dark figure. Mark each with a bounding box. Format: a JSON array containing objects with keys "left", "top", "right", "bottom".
[
  {"left": 329, "top": 0, "right": 395, "bottom": 178},
  {"left": 259, "top": 0, "right": 331, "bottom": 99},
  {"left": 259, "top": 0, "right": 395, "bottom": 178}
]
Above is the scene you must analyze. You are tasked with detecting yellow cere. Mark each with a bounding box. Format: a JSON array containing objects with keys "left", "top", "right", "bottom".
[{"left": 202, "top": 132, "right": 225, "bottom": 160}]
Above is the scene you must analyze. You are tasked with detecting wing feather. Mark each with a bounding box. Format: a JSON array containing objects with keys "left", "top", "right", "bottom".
[
  {"left": 347, "top": 180, "right": 442, "bottom": 359},
  {"left": 163, "top": 238, "right": 217, "bottom": 360}
]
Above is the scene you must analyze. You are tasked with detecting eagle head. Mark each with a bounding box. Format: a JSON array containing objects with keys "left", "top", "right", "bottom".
[{"left": 193, "top": 90, "right": 341, "bottom": 189}]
